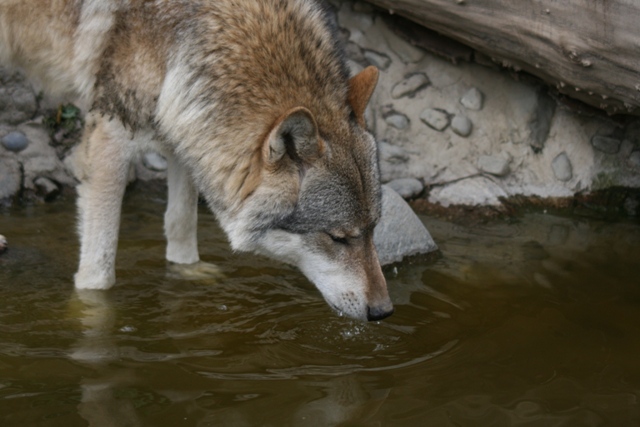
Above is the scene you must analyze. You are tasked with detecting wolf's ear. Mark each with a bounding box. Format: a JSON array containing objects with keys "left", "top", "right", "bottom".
[
  {"left": 348, "top": 65, "right": 379, "bottom": 127},
  {"left": 264, "top": 107, "right": 324, "bottom": 167}
]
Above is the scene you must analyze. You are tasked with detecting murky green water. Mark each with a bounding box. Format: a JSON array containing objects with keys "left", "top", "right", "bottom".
[{"left": 1, "top": 186, "right": 640, "bottom": 426}]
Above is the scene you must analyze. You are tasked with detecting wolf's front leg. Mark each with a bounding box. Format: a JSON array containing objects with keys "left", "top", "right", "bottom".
[
  {"left": 74, "top": 118, "right": 133, "bottom": 290},
  {"left": 164, "top": 155, "right": 199, "bottom": 264}
]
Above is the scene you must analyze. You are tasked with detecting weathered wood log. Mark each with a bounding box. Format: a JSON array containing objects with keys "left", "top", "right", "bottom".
[{"left": 366, "top": 0, "right": 640, "bottom": 116}]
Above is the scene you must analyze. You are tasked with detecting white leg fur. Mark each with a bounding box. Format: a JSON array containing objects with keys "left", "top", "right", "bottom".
[
  {"left": 74, "top": 118, "right": 135, "bottom": 290},
  {"left": 164, "top": 155, "right": 200, "bottom": 264}
]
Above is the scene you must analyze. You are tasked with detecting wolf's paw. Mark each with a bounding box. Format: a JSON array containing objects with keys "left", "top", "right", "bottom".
[{"left": 167, "top": 261, "right": 225, "bottom": 282}]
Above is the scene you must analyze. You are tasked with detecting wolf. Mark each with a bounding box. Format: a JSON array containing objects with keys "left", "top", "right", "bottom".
[{"left": 0, "top": 0, "right": 394, "bottom": 321}]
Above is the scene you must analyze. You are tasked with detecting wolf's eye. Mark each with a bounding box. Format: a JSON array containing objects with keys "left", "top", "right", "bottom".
[{"left": 328, "top": 233, "right": 348, "bottom": 245}]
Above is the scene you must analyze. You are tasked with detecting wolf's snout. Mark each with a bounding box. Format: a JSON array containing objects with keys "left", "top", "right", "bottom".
[{"left": 366, "top": 303, "right": 394, "bottom": 321}]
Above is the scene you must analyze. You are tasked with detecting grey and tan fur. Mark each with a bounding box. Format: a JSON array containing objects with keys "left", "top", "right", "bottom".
[{"left": 0, "top": 0, "right": 394, "bottom": 321}]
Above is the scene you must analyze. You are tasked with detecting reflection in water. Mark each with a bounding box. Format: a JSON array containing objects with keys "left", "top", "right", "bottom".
[{"left": 1, "top": 188, "right": 640, "bottom": 426}]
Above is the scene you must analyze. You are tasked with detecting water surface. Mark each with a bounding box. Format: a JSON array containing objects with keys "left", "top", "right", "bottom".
[{"left": 1, "top": 187, "right": 639, "bottom": 426}]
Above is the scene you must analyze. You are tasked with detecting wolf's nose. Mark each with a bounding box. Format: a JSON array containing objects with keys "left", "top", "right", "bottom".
[{"left": 367, "top": 304, "right": 394, "bottom": 321}]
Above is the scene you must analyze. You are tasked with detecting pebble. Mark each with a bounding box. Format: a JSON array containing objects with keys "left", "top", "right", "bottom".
[
  {"left": 451, "top": 115, "right": 473, "bottom": 137},
  {"left": 1, "top": 131, "right": 29, "bottom": 152},
  {"left": 591, "top": 135, "right": 621, "bottom": 154},
  {"left": 378, "top": 141, "right": 410, "bottom": 164},
  {"left": 420, "top": 108, "right": 449, "bottom": 131},
  {"left": 460, "top": 87, "right": 484, "bottom": 110},
  {"left": 143, "top": 152, "right": 168, "bottom": 171},
  {"left": 386, "top": 178, "right": 424, "bottom": 199},
  {"left": 391, "top": 73, "right": 430, "bottom": 99},
  {"left": 551, "top": 152, "right": 573, "bottom": 181},
  {"left": 384, "top": 112, "right": 410, "bottom": 130},
  {"left": 363, "top": 49, "right": 392, "bottom": 71},
  {"left": 478, "top": 155, "right": 510, "bottom": 176}
]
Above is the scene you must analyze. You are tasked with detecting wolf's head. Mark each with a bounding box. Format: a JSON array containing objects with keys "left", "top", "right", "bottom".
[{"left": 224, "top": 66, "right": 392, "bottom": 321}]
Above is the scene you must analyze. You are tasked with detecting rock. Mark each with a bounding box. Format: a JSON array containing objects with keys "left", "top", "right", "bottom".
[
  {"left": 528, "top": 89, "right": 556, "bottom": 152},
  {"left": 478, "top": 155, "right": 510, "bottom": 176},
  {"left": 0, "top": 67, "right": 38, "bottom": 125},
  {"left": 386, "top": 178, "right": 424, "bottom": 199},
  {"left": 142, "top": 152, "right": 168, "bottom": 172},
  {"left": 551, "top": 152, "right": 573, "bottom": 181},
  {"left": 429, "top": 176, "right": 507, "bottom": 207},
  {"left": 383, "top": 111, "right": 410, "bottom": 129},
  {"left": 378, "top": 141, "right": 410, "bottom": 165},
  {"left": 374, "top": 185, "right": 437, "bottom": 265},
  {"left": 352, "top": 2, "right": 375, "bottom": 13},
  {"left": 391, "top": 73, "right": 430, "bottom": 99},
  {"left": 451, "top": 115, "right": 473, "bottom": 137},
  {"left": 0, "top": 156, "right": 22, "bottom": 200},
  {"left": 0, "top": 234, "right": 7, "bottom": 254},
  {"left": 629, "top": 151, "right": 640, "bottom": 168},
  {"left": 363, "top": 49, "right": 392, "bottom": 71},
  {"left": 420, "top": 108, "right": 449, "bottom": 131},
  {"left": 460, "top": 87, "right": 484, "bottom": 110},
  {"left": 34, "top": 176, "right": 60, "bottom": 200},
  {"left": 1, "top": 131, "right": 29, "bottom": 152},
  {"left": 591, "top": 135, "right": 621, "bottom": 154}
]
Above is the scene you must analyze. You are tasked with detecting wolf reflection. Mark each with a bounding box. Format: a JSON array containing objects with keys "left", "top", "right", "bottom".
[{"left": 69, "top": 289, "right": 390, "bottom": 425}]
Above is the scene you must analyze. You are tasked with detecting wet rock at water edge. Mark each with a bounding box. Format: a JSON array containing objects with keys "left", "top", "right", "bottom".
[
  {"left": 391, "top": 73, "right": 430, "bottom": 99},
  {"left": 0, "top": 156, "right": 22, "bottom": 200},
  {"left": 143, "top": 152, "right": 168, "bottom": 172},
  {"left": 551, "top": 152, "right": 573, "bottom": 181},
  {"left": 386, "top": 178, "right": 424, "bottom": 199},
  {"left": 591, "top": 135, "right": 621, "bottom": 154},
  {"left": 420, "top": 108, "right": 449, "bottom": 131},
  {"left": 1, "top": 131, "right": 29, "bottom": 152},
  {"left": 34, "top": 177, "right": 60, "bottom": 201},
  {"left": 451, "top": 115, "right": 473, "bottom": 137},
  {"left": 460, "top": 87, "right": 484, "bottom": 111},
  {"left": 374, "top": 185, "right": 437, "bottom": 265},
  {"left": 478, "top": 155, "right": 510, "bottom": 177},
  {"left": 0, "top": 234, "right": 7, "bottom": 254}
]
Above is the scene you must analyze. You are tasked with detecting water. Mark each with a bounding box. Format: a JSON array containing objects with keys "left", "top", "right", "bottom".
[{"left": 1, "top": 186, "right": 639, "bottom": 426}]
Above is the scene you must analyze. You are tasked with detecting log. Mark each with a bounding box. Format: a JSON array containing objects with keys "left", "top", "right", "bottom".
[{"left": 366, "top": 0, "right": 640, "bottom": 116}]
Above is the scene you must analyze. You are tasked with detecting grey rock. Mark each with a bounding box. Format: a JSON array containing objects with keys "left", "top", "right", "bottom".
[
  {"left": 374, "top": 185, "right": 437, "bottom": 265},
  {"left": 551, "top": 152, "right": 573, "bottom": 181},
  {"left": 629, "top": 151, "right": 640, "bottom": 168},
  {"left": 1, "top": 131, "right": 29, "bottom": 152},
  {"left": 0, "top": 156, "right": 22, "bottom": 200},
  {"left": 591, "top": 135, "right": 621, "bottom": 154},
  {"left": 352, "top": 2, "right": 375, "bottom": 13},
  {"left": 420, "top": 108, "right": 449, "bottom": 131},
  {"left": 528, "top": 89, "right": 556, "bottom": 152},
  {"left": 384, "top": 112, "right": 409, "bottom": 130},
  {"left": 386, "top": 178, "right": 424, "bottom": 199},
  {"left": 363, "top": 49, "right": 392, "bottom": 71},
  {"left": 0, "top": 68, "right": 37, "bottom": 125},
  {"left": 451, "top": 115, "right": 473, "bottom": 137},
  {"left": 378, "top": 141, "right": 410, "bottom": 165},
  {"left": 391, "top": 73, "right": 430, "bottom": 99},
  {"left": 478, "top": 155, "right": 510, "bottom": 176},
  {"left": 143, "top": 152, "right": 168, "bottom": 171},
  {"left": 460, "top": 87, "right": 484, "bottom": 110}
]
